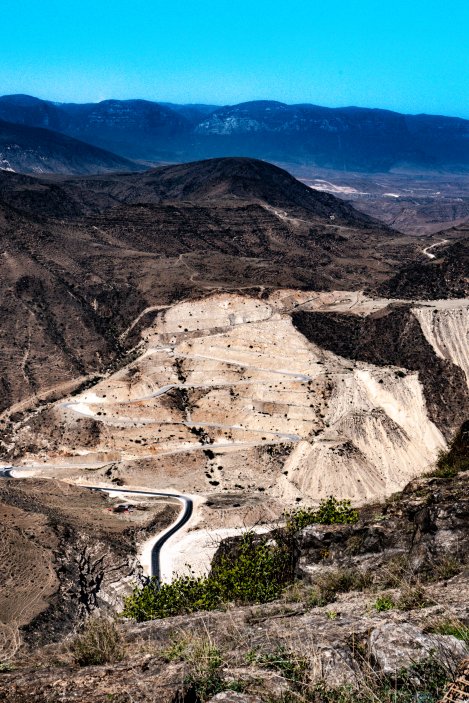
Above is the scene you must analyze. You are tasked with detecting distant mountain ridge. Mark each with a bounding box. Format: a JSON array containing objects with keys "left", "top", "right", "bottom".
[{"left": 2, "top": 94, "right": 469, "bottom": 172}]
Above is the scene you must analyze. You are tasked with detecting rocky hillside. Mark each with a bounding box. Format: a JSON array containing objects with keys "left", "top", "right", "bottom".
[
  {"left": 0, "top": 158, "right": 425, "bottom": 415},
  {"left": 0, "top": 446, "right": 467, "bottom": 702},
  {"left": 380, "top": 237, "right": 469, "bottom": 299},
  {"left": 0, "top": 119, "right": 140, "bottom": 175},
  {"left": 3, "top": 94, "right": 469, "bottom": 171},
  {"left": 0, "top": 477, "right": 177, "bottom": 658},
  {"left": 5, "top": 291, "right": 467, "bottom": 510}
]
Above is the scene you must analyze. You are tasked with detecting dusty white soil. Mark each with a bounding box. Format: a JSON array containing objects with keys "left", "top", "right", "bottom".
[{"left": 10, "top": 291, "right": 469, "bottom": 579}]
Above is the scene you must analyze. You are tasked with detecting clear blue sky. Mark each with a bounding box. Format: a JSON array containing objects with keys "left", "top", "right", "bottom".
[{"left": 2, "top": 0, "right": 469, "bottom": 117}]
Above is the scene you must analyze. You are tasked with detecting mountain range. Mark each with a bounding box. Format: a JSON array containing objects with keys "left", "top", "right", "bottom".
[
  {"left": 0, "top": 145, "right": 468, "bottom": 696},
  {"left": 2, "top": 94, "right": 469, "bottom": 173}
]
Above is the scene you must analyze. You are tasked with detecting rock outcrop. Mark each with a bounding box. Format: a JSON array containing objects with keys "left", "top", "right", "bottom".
[{"left": 1, "top": 466, "right": 467, "bottom": 702}]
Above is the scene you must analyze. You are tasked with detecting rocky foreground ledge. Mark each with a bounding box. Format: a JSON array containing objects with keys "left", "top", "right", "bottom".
[{"left": 0, "top": 460, "right": 467, "bottom": 703}]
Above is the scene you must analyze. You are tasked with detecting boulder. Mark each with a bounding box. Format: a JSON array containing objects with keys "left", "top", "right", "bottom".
[{"left": 369, "top": 622, "right": 468, "bottom": 674}]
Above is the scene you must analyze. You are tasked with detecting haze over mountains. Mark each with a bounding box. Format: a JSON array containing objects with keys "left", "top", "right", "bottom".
[{"left": 2, "top": 94, "right": 469, "bottom": 173}]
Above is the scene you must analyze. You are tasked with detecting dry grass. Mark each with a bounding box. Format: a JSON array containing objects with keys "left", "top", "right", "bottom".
[{"left": 69, "top": 616, "right": 124, "bottom": 666}]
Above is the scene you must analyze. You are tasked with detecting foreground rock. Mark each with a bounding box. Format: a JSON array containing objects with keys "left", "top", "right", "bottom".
[{"left": 1, "top": 468, "right": 467, "bottom": 702}]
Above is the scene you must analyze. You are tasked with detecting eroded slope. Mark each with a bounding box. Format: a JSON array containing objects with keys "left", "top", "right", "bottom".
[{"left": 8, "top": 292, "right": 467, "bottom": 511}]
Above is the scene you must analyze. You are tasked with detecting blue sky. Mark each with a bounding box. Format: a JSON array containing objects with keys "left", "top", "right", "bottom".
[{"left": 2, "top": 0, "right": 469, "bottom": 117}]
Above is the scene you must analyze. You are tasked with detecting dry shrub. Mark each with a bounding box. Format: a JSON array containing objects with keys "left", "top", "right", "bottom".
[{"left": 70, "top": 616, "right": 124, "bottom": 666}]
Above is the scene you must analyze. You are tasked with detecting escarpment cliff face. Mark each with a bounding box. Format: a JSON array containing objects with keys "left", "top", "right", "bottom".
[{"left": 292, "top": 303, "right": 469, "bottom": 440}]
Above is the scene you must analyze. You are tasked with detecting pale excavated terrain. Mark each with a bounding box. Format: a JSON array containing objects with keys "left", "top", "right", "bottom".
[
  {"left": 7, "top": 292, "right": 468, "bottom": 529},
  {"left": 413, "top": 303, "right": 469, "bottom": 384}
]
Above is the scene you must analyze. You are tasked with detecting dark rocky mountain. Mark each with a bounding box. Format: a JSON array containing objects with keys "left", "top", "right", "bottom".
[
  {"left": 379, "top": 237, "right": 469, "bottom": 299},
  {"left": 2, "top": 94, "right": 469, "bottom": 171},
  {"left": 0, "top": 119, "right": 141, "bottom": 174},
  {"left": 0, "top": 157, "right": 422, "bottom": 413},
  {"left": 54, "top": 157, "right": 380, "bottom": 224}
]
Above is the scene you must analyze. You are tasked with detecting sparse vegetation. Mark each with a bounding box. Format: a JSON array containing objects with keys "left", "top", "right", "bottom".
[
  {"left": 308, "top": 567, "right": 374, "bottom": 607},
  {"left": 373, "top": 595, "right": 395, "bottom": 612},
  {"left": 247, "top": 645, "right": 308, "bottom": 690},
  {"left": 182, "top": 639, "right": 225, "bottom": 702},
  {"left": 285, "top": 496, "right": 359, "bottom": 533},
  {"left": 396, "top": 585, "right": 431, "bottom": 611},
  {"left": 69, "top": 617, "right": 124, "bottom": 666},
  {"left": 427, "top": 420, "right": 469, "bottom": 478},
  {"left": 425, "top": 618, "right": 469, "bottom": 644},
  {"left": 304, "top": 657, "right": 450, "bottom": 703},
  {"left": 432, "top": 555, "right": 464, "bottom": 581},
  {"left": 162, "top": 633, "right": 246, "bottom": 702}
]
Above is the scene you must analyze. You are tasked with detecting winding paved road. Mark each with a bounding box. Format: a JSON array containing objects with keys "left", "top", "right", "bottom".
[
  {"left": 0, "top": 467, "right": 193, "bottom": 582},
  {"left": 89, "top": 486, "right": 193, "bottom": 582}
]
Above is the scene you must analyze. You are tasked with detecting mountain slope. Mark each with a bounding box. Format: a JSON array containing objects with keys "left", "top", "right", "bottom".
[
  {"left": 0, "top": 119, "right": 141, "bottom": 175},
  {"left": 0, "top": 157, "right": 420, "bottom": 414},
  {"left": 3, "top": 94, "right": 469, "bottom": 171},
  {"left": 56, "top": 157, "right": 379, "bottom": 226},
  {"left": 0, "top": 156, "right": 466, "bottom": 420}
]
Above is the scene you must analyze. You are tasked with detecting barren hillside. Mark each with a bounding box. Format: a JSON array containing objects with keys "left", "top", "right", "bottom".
[{"left": 5, "top": 292, "right": 468, "bottom": 524}]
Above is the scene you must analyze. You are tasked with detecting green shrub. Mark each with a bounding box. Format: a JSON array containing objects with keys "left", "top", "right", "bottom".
[
  {"left": 124, "top": 496, "right": 362, "bottom": 623},
  {"left": 123, "top": 530, "right": 295, "bottom": 621},
  {"left": 69, "top": 617, "right": 124, "bottom": 666},
  {"left": 285, "top": 496, "right": 359, "bottom": 533},
  {"left": 428, "top": 421, "right": 469, "bottom": 478},
  {"left": 122, "top": 574, "right": 221, "bottom": 621},
  {"left": 373, "top": 595, "right": 395, "bottom": 612}
]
